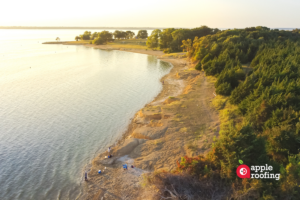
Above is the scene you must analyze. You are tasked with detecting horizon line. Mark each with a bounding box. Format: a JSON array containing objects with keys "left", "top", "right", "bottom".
[{"left": 0, "top": 26, "right": 299, "bottom": 30}]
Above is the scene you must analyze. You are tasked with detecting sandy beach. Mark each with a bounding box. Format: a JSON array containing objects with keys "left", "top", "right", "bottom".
[{"left": 76, "top": 44, "right": 220, "bottom": 200}]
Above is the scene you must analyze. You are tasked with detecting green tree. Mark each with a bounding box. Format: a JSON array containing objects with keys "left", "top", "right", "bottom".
[
  {"left": 137, "top": 30, "right": 148, "bottom": 39},
  {"left": 90, "top": 32, "right": 98, "bottom": 40},
  {"left": 125, "top": 31, "right": 135, "bottom": 39},
  {"left": 80, "top": 31, "right": 91, "bottom": 40},
  {"left": 159, "top": 28, "right": 176, "bottom": 49},
  {"left": 146, "top": 29, "right": 161, "bottom": 48},
  {"left": 181, "top": 39, "right": 192, "bottom": 52},
  {"left": 93, "top": 37, "right": 105, "bottom": 45},
  {"left": 75, "top": 36, "right": 80, "bottom": 41},
  {"left": 98, "top": 31, "right": 113, "bottom": 43},
  {"left": 113, "top": 30, "right": 122, "bottom": 40},
  {"left": 215, "top": 82, "right": 232, "bottom": 95}
]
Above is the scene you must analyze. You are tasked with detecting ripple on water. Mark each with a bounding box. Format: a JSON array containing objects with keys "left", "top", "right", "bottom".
[{"left": 0, "top": 37, "right": 172, "bottom": 200}]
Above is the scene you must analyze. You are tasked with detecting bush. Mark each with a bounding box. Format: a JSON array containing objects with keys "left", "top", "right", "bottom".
[
  {"left": 195, "top": 62, "right": 202, "bottom": 70},
  {"left": 216, "top": 82, "right": 232, "bottom": 96},
  {"left": 163, "top": 48, "right": 171, "bottom": 54},
  {"left": 236, "top": 69, "right": 246, "bottom": 80},
  {"left": 93, "top": 37, "right": 105, "bottom": 45},
  {"left": 201, "top": 53, "right": 212, "bottom": 64}
]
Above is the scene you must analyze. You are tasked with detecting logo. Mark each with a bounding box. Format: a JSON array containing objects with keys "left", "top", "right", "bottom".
[
  {"left": 236, "top": 164, "right": 250, "bottom": 178},
  {"left": 236, "top": 160, "right": 280, "bottom": 180}
]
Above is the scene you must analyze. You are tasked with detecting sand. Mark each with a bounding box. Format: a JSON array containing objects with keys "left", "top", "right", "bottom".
[{"left": 77, "top": 44, "right": 220, "bottom": 200}]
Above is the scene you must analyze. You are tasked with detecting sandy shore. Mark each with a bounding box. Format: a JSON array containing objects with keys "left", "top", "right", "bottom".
[{"left": 78, "top": 44, "right": 220, "bottom": 200}]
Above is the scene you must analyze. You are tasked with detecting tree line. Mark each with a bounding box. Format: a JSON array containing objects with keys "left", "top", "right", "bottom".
[
  {"left": 75, "top": 30, "right": 149, "bottom": 45},
  {"left": 146, "top": 26, "right": 220, "bottom": 52},
  {"left": 176, "top": 27, "right": 300, "bottom": 199},
  {"left": 142, "top": 26, "right": 300, "bottom": 199}
]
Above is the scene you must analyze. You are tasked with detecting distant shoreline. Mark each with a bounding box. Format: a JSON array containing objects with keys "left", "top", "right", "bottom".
[
  {"left": 0, "top": 26, "right": 167, "bottom": 30},
  {"left": 0, "top": 26, "right": 298, "bottom": 30}
]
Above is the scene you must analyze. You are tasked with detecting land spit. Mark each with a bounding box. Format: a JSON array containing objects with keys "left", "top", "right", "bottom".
[{"left": 44, "top": 42, "right": 220, "bottom": 199}]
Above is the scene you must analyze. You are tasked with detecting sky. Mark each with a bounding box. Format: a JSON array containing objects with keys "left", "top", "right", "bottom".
[{"left": 1, "top": 0, "right": 299, "bottom": 28}]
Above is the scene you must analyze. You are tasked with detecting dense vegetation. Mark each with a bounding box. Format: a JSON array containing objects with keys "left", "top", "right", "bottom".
[
  {"left": 75, "top": 30, "right": 137, "bottom": 44},
  {"left": 146, "top": 26, "right": 219, "bottom": 52},
  {"left": 147, "top": 27, "right": 300, "bottom": 199}
]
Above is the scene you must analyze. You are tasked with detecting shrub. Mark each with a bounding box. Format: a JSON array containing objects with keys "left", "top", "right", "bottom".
[
  {"left": 93, "top": 37, "right": 105, "bottom": 45},
  {"left": 163, "top": 48, "right": 171, "bottom": 54},
  {"left": 195, "top": 62, "right": 202, "bottom": 70},
  {"left": 216, "top": 82, "right": 232, "bottom": 96},
  {"left": 201, "top": 53, "right": 212, "bottom": 64}
]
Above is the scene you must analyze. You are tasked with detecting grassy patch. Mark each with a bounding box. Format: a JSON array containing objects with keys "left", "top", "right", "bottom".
[
  {"left": 187, "top": 141, "right": 198, "bottom": 152},
  {"left": 212, "top": 95, "right": 227, "bottom": 110},
  {"left": 161, "top": 52, "right": 187, "bottom": 58},
  {"left": 107, "top": 39, "right": 148, "bottom": 50},
  {"left": 65, "top": 40, "right": 92, "bottom": 44}
]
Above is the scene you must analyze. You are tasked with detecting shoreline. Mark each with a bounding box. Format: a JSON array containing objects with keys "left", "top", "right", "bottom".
[
  {"left": 76, "top": 44, "right": 188, "bottom": 199},
  {"left": 66, "top": 43, "right": 220, "bottom": 200}
]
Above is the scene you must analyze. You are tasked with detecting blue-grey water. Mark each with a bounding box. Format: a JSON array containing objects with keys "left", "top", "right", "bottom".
[{"left": 0, "top": 29, "right": 171, "bottom": 200}]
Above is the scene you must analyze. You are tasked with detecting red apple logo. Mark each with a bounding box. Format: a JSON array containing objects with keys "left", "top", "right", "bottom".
[{"left": 236, "top": 164, "right": 250, "bottom": 178}]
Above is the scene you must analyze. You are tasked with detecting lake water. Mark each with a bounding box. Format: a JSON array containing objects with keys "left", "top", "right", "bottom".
[{"left": 0, "top": 29, "right": 171, "bottom": 200}]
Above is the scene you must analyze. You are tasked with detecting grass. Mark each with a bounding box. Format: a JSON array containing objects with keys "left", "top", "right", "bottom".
[
  {"left": 179, "top": 127, "right": 188, "bottom": 133},
  {"left": 65, "top": 39, "right": 149, "bottom": 49},
  {"left": 187, "top": 141, "right": 198, "bottom": 152},
  {"left": 161, "top": 52, "right": 187, "bottom": 58},
  {"left": 65, "top": 40, "right": 92, "bottom": 44},
  {"left": 107, "top": 39, "right": 148, "bottom": 50}
]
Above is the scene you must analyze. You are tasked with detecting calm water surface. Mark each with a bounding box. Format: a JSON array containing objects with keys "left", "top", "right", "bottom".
[{"left": 0, "top": 30, "right": 171, "bottom": 200}]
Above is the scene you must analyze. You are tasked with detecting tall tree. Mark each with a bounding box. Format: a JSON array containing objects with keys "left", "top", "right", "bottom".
[
  {"left": 181, "top": 39, "right": 192, "bottom": 52},
  {"left": 80, "top": 31, "right": 91, "bottom": 40},
  {"left": 113, "top": 30, "right": 122, "bottom": 40},
  {"left": 90, "top": 32, "right": 98, "bottom": 40},
  {"left": 125, "top": 31, "right": 135, "bottom": 39},
  {"left": 159, "top": 28, "right": 176, "bottom": 49},
  {"left": 146, "top": 29, "right": 162, "bottom": 48},
  {"left": 137, "top": 30, "right": 148, "bottom": 39},
  {"left": 171, "top": 29, "right": 191, "bottom": 51},
  {"left": 98, "top": 31, "right": 113, "bottom": 43}
]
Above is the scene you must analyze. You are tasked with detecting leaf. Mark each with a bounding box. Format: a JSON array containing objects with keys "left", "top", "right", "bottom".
[{"left": 239, "top": 160, "right": 243, "bottom": 164}]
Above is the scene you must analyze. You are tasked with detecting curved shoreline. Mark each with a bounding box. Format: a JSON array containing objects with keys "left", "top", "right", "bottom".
[
  {"left": 74, "top": 45, "right": 187, "bottom": 199},
  {"left": 76, "top": 44, "right": 219, "bottom": 200}
]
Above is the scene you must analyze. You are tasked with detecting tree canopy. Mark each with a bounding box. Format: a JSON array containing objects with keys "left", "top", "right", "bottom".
[
  {"left": 180, "top": 26, "right": 300, "bottom": 199},
  {"left": 146, "top": 29, "right": 161, "bottom": 48},
  {"left": 137, "top": 30, "right": 148, "bottom": 39},
  {"left": 146, "top": 26, "right": 219, "bottom": 51}
]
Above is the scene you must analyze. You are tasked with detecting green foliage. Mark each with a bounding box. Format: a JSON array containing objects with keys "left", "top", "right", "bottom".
[
  {"left": 125, "top": 31, "right": 135, "bottom": 39},
  {"left": 79, "top": 31, "right": 91, "bottom": 40},
  {"left": 201, "top": 53, "right": 212, "bottom": 64},
  {"left": 215, "top": 82, "right": 232, "bottom": 96},
  {"left": 158, "top": 26, "right": 218, "bottom": 52},
  {"left": 113, "top": 30, "right": 126, "bottom": 40},
  {"left": 195, "top": 62, "right": 202, "bottom": 71},
  {"left": 177, "top": 27, "right": 300, "bottom": 199},
  {"left": 93, "top": 37, "right": 105, "bottom": 45},
  {"left": 98, "top": 31, "right": 113, "bottom": 43},
  {"left": 137, "top": 30, "right": 148, "bottom": 39},
  {"left": 146, "top": 29, "right": 161, "bottom": 48},
  {"left": 163, "top": 48, "right": 171, "bottom": 54}
]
